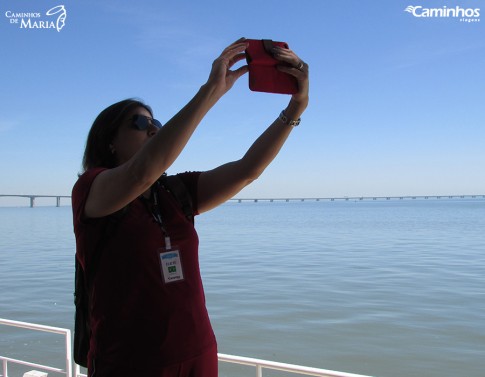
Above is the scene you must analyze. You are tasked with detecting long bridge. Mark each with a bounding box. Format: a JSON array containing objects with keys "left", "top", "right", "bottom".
[
  {"left": 0, "top": 195, "right": 71, "bottom": 207},
  {"left": 0, "top": 194, "right": 484, "bottom": 207},
  {"left": 230, "top": 194, "right": 485, "bottom": 203}
]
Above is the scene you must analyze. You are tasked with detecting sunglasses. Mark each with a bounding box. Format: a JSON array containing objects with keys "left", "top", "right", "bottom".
[{"left": 131, "top": 114, "right": 162, "bottom": 130}]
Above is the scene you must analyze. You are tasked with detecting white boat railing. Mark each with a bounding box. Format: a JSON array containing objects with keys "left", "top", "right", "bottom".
[
  {"left": 0, "top": 318, "right": 72, "bottom": 377},
  {"left": 74, "top": 354, "right": 374, "bottom": 377},
  {"left": 217, "top": 353, "right": 374, "bottom": 377},
  {"left": 1, "top": 318, "right": 373, "bottom": 377}
]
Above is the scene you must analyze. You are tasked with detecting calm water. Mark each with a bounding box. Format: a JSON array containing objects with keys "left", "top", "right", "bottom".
[{"left": 1, "top": 199, "right": 484, "bottom": 377}]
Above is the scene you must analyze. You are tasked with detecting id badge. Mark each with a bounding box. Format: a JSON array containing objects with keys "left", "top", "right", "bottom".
[{"left": 159, "top": 248, "right": 184, "bottom": 284}]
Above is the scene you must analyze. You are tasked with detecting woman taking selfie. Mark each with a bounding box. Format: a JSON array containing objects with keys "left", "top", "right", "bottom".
[{"left": 72, "top": 37, "right": 309, "bottom": 377}]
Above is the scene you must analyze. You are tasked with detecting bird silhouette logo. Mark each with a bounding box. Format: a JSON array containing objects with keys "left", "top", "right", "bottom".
[
  {"left": 46, "top": 5, "right": 67, "bottom": 32},
  {"left": 404, "top": 5, "right": 418, "bottom": 15}
]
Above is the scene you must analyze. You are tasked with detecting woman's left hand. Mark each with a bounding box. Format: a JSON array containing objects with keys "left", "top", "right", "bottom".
[{"left": 273, "top": 47, "right": 309, "bottom": 113}]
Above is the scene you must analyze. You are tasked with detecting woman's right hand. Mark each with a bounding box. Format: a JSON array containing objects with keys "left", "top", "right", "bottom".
[{"left": 204, "top": 38, "right": 249, "bottom": 99}]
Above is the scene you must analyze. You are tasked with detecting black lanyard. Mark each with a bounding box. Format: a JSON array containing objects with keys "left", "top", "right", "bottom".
[{"left": 145, "top": 180, "right": 172, "bottom": 250}]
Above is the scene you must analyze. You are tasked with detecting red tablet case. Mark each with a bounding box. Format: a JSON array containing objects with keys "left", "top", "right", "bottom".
[{"left": 245, "top": 39, "right": 298, "bottom": 95}]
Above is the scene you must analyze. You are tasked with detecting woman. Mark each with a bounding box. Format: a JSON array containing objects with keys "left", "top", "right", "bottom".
[{"left": 72, "top": 38, "right": 309, "bottom": 377}]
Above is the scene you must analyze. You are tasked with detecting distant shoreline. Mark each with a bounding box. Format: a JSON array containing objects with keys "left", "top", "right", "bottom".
[{"left": 0, "top": 194, "right": 484, "bottom": 208}]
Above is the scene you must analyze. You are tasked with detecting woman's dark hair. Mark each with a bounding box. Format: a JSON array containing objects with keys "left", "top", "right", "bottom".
[{"left": 82, "top": 99, "right": 153, "bottom": 172}]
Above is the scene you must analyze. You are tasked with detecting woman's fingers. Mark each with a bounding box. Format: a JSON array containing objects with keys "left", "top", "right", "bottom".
[
  {"left": 277, "top": 62, "right": 308, "bottom": 78},
  {"left": 273, "top": 47, "right": 305, "bottom": 66},
  {"left": 228, "top": 52, "right": 247, "bottom": 68},
  {"left": 206, "top": 39, "right": 249, "bottom": 97},
  {"left": 272, "top": 46, "right": 309, "bottom": 102},
  {"left": 221, "top": 39, "right": 248, "bottom": 58},
  {"left": 215, "top": 41, "right": 248, "bottom": 71}
]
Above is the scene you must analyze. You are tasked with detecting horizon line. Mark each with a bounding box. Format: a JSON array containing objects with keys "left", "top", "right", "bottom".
[
  {"left": 0, "top": 194, "right": 484, "bottom": 208},
  {"left": 1, "top": 194, "right": 484, "bottom": 200}
]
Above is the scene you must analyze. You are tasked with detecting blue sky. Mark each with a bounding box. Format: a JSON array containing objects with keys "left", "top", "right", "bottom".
[{"left": 1, "top": 0, "right": 484, "bottom": 205}]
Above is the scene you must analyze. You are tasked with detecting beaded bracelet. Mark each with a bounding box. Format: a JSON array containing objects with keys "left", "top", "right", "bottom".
[{"left": 278, "top": 110, "right": 301, "bottom": 127}]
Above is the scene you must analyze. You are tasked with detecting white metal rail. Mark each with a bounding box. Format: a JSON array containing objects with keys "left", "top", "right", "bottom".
[
  {"left": 217, "top": 353, "right": 373, "bottom": 377},
  {"left": 1, "top": 318, "right": 373, "bottom": 377},
  {"left": 74, "top": 354, "right": 374, "bottom": 377},
  {"left": 0, "top": 318, "right": 72, "bottom": 377}
]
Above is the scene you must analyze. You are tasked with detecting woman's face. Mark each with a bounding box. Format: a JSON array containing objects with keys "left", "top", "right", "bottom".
[{"left": 110, "top": 106, "right": 159, "bottom": 166}]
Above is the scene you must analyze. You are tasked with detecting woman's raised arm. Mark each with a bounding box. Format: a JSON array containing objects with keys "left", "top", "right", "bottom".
[
  {"left": 198, "top": 47, "right": 309, "bottom": 213},
  {"left": 83, "top": 39, "right": 249, "bottom": 218}
]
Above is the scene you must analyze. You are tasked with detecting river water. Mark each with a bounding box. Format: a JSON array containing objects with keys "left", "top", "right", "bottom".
[{"left": 1, "top": 199, "right": 484, "bottom": 376}]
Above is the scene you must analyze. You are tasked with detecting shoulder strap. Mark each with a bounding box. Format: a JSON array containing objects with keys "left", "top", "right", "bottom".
[
  {"left": 80, "top": 205, "right": 129, "bottom": 291},
  {"left": 160, "top": 174, "right": 194, "bottom": 224}
]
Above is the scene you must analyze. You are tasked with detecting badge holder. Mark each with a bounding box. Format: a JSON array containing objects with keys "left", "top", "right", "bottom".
[{"left": 159, "top": 237, "right": 184, "bottom": 284}]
